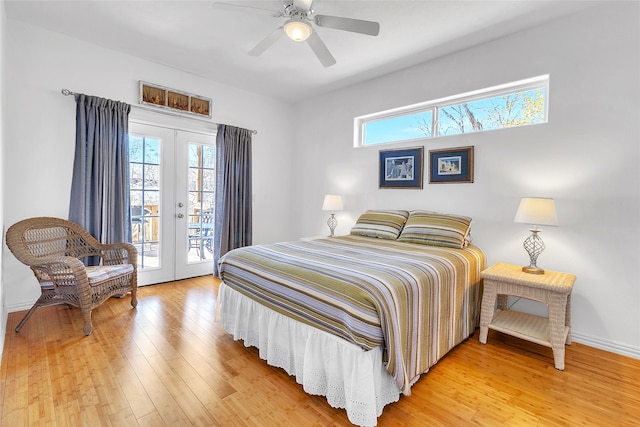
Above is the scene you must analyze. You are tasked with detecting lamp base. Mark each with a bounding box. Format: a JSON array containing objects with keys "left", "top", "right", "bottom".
[
  {"left": 327, "top": 214, "right": 337, "bottom": 237},
  {"left": 521, "top": 228, "right": 546, "bottom": 275},
  {"left": 522, "top": 266, "right": 545, "bottom": 275}
]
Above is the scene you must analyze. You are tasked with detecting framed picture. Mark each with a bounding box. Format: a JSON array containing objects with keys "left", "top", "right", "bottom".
[
  {"left": 190, "top": 96, "right": 211, "bottom": 116},
  {"left": 379, "top": 147, "right": 424, "bottom": 189},
  {"left": 428, "top": 146, "right": 474, "bottom": 183},
  {"left": 141, "top": 83, "right": 165, "bottom": 106},
  {"left": 167, "top": 90, "right": 189, "bottom": 111},
  {"left": 139, "top": 81, "right": 212, "bottom": 118}
]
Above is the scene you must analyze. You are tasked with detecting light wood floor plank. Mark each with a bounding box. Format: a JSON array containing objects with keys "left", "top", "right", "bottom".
[
  {"left": 2, "top": 275, "right": 639, "bottom": 426},
  {"left": 136, "top": 410, "right": 167, "bottom": 427}
]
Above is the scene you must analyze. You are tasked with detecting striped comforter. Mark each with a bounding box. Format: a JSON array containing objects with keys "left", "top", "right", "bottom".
[{"left": 218, "top": 235, "right": 485, "bottom": 395}]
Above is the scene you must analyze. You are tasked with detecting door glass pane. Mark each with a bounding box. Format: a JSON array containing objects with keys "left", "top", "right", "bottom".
[
  {"left": 187, "top": 143, "right": 215, "bottom": 262},
  {"left": 129, "top": 136, "right": 161, "bottom": 270}
]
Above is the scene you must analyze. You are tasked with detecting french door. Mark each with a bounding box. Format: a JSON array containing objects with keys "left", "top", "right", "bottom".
[{"left": 129, "top": 122, "right": 216, "bottom": 285}]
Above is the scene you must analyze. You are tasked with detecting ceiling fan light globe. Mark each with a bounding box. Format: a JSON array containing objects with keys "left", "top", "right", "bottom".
[{"left": 284, "top": 19, "right": 312, "bottom": 41}]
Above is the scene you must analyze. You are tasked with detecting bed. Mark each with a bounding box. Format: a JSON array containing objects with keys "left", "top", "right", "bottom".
[{"left": 217, "top": 210, "right": 486, "bottom": 426}]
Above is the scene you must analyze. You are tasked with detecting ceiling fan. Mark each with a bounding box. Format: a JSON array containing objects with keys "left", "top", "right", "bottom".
[{"left": 214, "top": 0, "right": 380, "bottom": 67}]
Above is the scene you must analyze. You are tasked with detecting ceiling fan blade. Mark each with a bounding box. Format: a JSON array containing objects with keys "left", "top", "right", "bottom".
[
  {"left": 306, "top": 31, "right": 336, "bottom": 67},
  {"left": 213, "top": 2, "right": 283, "bottom": 17},
  {"left": 314, "top": 15, "right": 380, "bottom": 36},
  {"left": 249, "top": 27, "right": 284, "bottom": 56},
  {"left": 293, "top": 0, "right": 313, "bottom": 12}
]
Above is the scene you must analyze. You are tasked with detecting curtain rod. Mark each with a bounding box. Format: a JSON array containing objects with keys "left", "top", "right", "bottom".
[{"left": 61, "top": 88, "right": 257, "bottom": 135}]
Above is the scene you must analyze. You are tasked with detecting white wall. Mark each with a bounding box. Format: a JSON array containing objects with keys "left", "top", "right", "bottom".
[
  {"left": 0, "top": 1, "right": 7, "bottom": 355},
  {"left": 2, "top": 20, "right": 295, "bottom": 313},
  {"left": 291, "top": 3, "right": 640, "bottom": 357}
]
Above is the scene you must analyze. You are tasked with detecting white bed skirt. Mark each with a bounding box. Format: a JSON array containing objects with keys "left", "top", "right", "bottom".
[{"left": 218, "top": 282, "right": 401, "bottom": 427}]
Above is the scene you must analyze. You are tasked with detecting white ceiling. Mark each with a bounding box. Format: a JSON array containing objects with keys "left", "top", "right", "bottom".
[{"left": 5, "top": 0, "right": 595, "bottom": 103}]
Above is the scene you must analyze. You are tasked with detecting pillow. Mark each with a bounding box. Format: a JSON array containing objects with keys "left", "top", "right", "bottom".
[
  {"left": 397, "top": 210, "right": 472, "bottom": 248},
  {"left": 350, "top": 210, "right": 409, "bottom": 240}
]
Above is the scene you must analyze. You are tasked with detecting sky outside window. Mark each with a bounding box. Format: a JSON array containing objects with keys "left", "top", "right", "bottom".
[{"left": 364, "top": 111, "right": 433, "bottom": 145}]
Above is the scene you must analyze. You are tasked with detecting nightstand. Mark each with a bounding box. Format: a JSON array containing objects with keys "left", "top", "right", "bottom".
[{"left": 479, "top": 262, "right": 576, "bottom": 370}]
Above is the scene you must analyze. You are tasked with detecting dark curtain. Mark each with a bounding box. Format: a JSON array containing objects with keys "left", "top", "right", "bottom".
[
  {"left": 69, "top": 94, "right": 131, "bottom": 252},
  {"left": 213, "top": 124, "right": 252, "bottom": 276}
]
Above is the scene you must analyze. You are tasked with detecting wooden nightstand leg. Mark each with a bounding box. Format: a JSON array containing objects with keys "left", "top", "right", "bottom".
[
  {"left": 548, "top": 294, "right": 569, "bottom": 370},
  {"left": 479, "top": 282, "right": 497, "bottom": 344}
]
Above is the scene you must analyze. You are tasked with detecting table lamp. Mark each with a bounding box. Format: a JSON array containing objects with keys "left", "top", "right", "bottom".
[
  {"left": 514, "top": 197, "right": 558, "bottom": 274},
  {"left": 322, "top": 195, "right": 343, "bottom": 236}
]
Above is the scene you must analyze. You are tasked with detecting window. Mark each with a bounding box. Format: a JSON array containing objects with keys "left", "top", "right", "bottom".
[
  {"left": 363, "top": 109, "right": 434, "bottom": 145},
  {"left": 355, "top": 75, "right": 548, "bottom": 147},
  {"left": 187, "top": 143, "right": 216, "bottom": 261},
  {"left": 129, "top": 135, "right": 160, "bottom": 268}
]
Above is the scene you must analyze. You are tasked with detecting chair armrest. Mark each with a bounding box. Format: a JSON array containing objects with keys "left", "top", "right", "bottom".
[
  {"left": 32, "top": 256, "right": 90, "bottom": 289},
  {"left": 98, "top": 242, "right": 138, "bottom": 268},
  {"left": 33, "top": 256, "right": 94, "bottom": 309}
]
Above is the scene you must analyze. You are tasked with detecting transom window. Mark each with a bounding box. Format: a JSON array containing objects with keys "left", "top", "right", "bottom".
[{"left": 354, "top": 75, "right": 548, "bottom": 147}]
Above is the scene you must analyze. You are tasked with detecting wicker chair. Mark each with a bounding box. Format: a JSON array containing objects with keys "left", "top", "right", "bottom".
[{"left": 5, "top": 217, "right": 138, "bottom": 336}]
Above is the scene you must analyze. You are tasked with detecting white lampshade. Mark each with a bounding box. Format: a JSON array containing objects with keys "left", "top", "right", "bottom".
[
  {"left": 284, "top": 19, "right": 312, "bottom": 42},
  {"left": 514, "top": 197, "right": 558, "bottom": 226},
  {"left": 322, "top": 194, "right": 344, "bottom": 211}
]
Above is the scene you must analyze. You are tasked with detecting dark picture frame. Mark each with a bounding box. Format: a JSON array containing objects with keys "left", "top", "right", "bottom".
[
  {"left": 379, "top": 146, "right": 424, "bottom": 189},
  {"left": 428, "top": 146, "right": 474, "bottom": 184},
  {"left": 139, "top": 81, "right": 212, "bottom": 118}
]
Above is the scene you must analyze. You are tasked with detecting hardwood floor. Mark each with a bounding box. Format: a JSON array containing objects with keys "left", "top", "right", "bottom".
[{"left": 1, "top": 276, "right": 639, "bottom": 426}]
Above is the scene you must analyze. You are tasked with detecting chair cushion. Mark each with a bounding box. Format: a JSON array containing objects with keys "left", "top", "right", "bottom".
[{"left": 39, "top": 264, "right": 134, "bottom": 289}]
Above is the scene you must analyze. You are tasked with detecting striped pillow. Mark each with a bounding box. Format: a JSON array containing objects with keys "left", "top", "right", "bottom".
[
  {"left": 350, "top": 210, "right": 409, "bottom": 240},
  {"left": 397, "top": 210, "right": 471, "bottom": 248}
]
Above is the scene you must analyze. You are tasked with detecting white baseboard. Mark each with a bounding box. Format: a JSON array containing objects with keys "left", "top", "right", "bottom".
[
  {"left": 572, "top": 331, "right": 640, "bottom": 360},
  {"left": 0, "top": 305, "right": 7, "bottom": 357},
  {"left": 7, "top": 301, "right": 33, "bottom": 313}
]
